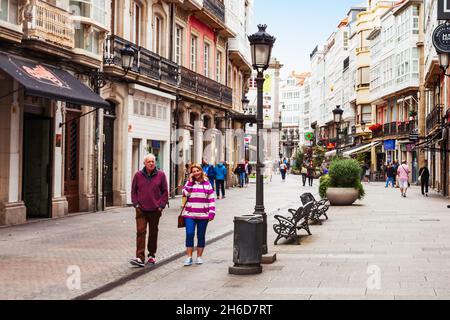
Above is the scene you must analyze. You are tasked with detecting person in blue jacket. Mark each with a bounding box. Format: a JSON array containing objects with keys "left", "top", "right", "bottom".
[{"left": 214, "top": 163, "right": 227, "bottom": 199}]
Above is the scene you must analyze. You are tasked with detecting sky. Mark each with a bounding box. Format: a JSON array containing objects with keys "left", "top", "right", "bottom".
[{"left": 252, "top": 0, "right": 365, "bottom": 78}]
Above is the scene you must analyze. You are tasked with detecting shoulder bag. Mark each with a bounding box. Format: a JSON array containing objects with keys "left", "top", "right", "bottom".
[{"left": 178, "top": 197, "right": 188, "bottom": 229}]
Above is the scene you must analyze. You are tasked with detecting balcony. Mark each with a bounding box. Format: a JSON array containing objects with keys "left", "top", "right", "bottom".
[
  {"left": 382, "top": 121, "right": 418, "bottom": 137},
  {"left": 23, "top": 0, "right": 74, "bottom": 49},
  {"left": 104, "top": 35, "right": 178, "bottom": 87},
  {"left": 203, "top": 0, "right": 225, "bottom": 23},
  {"left": 104, "top": 36, "right": 232, "bottom": 107},
  {"left": 426, "top": 105, "right": 443, "bottom": 134},
  {"left": 180, "top": 67, "right": 232, "bottom": 107}
]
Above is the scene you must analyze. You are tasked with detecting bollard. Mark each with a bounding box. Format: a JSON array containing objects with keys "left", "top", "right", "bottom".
[{"left": 229, "top": 215, "right": 263, "bottom": 275}]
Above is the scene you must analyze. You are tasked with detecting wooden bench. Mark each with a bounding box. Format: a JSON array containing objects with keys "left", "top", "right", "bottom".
[
  {"left": 300, "top": 193, "right": 330, "bottom": 225},
  {"left": 273, "top": 202, "right": 314, "bottom": 245}
]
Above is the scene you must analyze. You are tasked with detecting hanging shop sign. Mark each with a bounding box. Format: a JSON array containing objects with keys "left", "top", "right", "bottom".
[
  {"left": 433, "top": 22, "right": 450, "bottom": 53},
  {"left": 384, "top": 140, "right": 396, "bottom": 151}
]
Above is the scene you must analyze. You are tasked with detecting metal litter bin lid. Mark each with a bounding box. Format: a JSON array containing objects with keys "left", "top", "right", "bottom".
[{"left": 234, "top": 215, "right": 263, "bottom": 224}]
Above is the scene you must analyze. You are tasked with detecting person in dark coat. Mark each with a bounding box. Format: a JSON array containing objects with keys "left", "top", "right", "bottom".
[{"left": 419, "top": 165, "right": 430, "bottom": 197}]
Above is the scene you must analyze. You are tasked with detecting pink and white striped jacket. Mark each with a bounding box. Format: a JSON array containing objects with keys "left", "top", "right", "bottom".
[{"left": 182, "top": 179, "right": 216, "bottom": 220}]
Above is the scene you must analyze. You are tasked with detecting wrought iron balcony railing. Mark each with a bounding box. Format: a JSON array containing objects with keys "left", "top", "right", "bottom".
[
  {"left": 104, "top": 36, "right": 233, "bottom": 106},
  {"left": 426, "top": 105, "right": 443, "bottom": 134},
  {"left": 104, "top": 35, "right": 179, "bottom": 86},
  {"left": 179, "top": 67, "right": 232, "bottom": 106},
  {"left": 203, "top": 0, "right": 225, "bottom": 23}
]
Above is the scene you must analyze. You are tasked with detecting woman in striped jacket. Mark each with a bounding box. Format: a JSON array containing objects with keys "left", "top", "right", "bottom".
[{"left": 182, "top": 164, "right": 216, "bottom": 266}]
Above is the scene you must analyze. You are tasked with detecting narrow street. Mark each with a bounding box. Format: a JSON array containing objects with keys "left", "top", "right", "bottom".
[{"left": 95, "top": 182, "right": 450, "bottom": 300}]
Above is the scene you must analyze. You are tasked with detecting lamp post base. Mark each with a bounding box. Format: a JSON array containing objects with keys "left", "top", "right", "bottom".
[
  {"left": 261, "top": 253, "right": 277, "bottom": 264},
  {"left": 229, "top": 264, "right": 263, "bottom": 275}
]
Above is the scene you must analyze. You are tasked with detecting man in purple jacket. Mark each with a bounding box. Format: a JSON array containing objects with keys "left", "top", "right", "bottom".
[{"left": 130, "top": 154, "right": 168, "bottom": 267}]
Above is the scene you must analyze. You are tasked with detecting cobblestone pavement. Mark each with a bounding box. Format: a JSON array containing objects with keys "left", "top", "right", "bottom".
[
  {"left": 95, "top": 183, "right": 450, "bottom": 300},
  {"left": 0, "top": 174, "right": 302, "bottom": 300}
]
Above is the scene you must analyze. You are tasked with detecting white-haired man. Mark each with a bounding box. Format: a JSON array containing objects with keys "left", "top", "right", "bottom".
[{"left": 130, "top": 154, "right": 168, "bottom": 267}]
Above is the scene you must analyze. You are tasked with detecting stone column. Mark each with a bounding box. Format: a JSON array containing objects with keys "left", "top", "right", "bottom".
[
  {"left": 194, "top": 116, "right": 204, "bottom": 164},
  {"left": 0, "top": 79, "right": 26, "bottom": 225},
  {"left": 79, "top": 105, "right": 95, "bottom": 212},
  {"left": 52, "top": 101, "right": 68, "bottom": 218}
]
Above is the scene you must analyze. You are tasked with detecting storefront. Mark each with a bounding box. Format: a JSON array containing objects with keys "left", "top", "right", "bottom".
[{"left": 0, "top": 53, "right": 108, "bottom": 225}]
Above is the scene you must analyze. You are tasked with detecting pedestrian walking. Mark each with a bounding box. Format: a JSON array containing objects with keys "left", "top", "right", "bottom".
[
  {"left": 245, "top": 160, "right": 251, "bottom": 186},
  {"left": 182, "top": 164, "right": 216, "bottom": 266},
  {"left": 397, "top": 160, "right": 410, "bottom": 198},
  {"left": 385, "top": 163, "right": 395, "bottom": 188},
  {"left": 234, "top": 162, "right": 246, "bottom": 188},
  {"left": 307, "top": 161, "right": 316, "bottom": 187},
  {"left": 301, "top": 163, "right": 308, "bottom": 187},
  {"left": 392, "top": 160, "right": 399, "bottom": 188},
  {"left": 130, "top": 154, "right": 169, "bottom": 268},
  {"left": 214, "top": 163, "right": 227, "bottom": 199},
  {"left": 182, "top": 162, "right": 192, "bottom": 207},
  {"left": 206, "top": 163, "right": 216, "bottom": 191},
  {"left": 321, "top": 160, "right": 329, "bottom": 175},
  {"left": 419, "top": 164, "right": 430, "bottom": 197},
  {"left": 280, "top": 162, "right": 287, "bottom": 181},
  {"left": 365, "top": 165, "right": 371, "bottom": 183}
]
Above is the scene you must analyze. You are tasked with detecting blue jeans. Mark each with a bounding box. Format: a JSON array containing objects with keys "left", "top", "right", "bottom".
[
  {"left": 185, "top": 218, "right": 209, "bottom": 248},
  {"left": 239, "top": 173, "right": 246, "bottom": 187},
  {"left": 209, "top": 178, "right": 215, "bottom": 191},
  {"left": 386, "top": 176, "right": 395, "bottom": 188}
]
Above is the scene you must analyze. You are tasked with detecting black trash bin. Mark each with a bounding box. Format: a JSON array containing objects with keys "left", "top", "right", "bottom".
[{"left": 228, "top": 215, "right": 263, "bottom": 275}]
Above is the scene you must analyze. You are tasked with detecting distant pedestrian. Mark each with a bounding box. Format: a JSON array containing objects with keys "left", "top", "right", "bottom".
[
  {"left": 419, "top": 165, "right": 430, "bottom": 197},
  {"left": 182, "top": 164, "right": 216, "bottom": 266},
  {"left": 130, "top": 154, "right": 169, "bottom": 268},
  {"left": 214, "top": 163, "right": 227, "bottom": 199},
  {"left": 385, "top": 163, "right": 395, "bottom": 188},
  {"left": 392, "top": 160, "right": 399, "bottom": 187},
  {"left": 280, "top": 162, "right": 288, "bottom": 181},
  {"left": 205, "top": 163, "right": 216, "bottom": 191},
  {"left": 365, "top": 165, "right": 371, "bottom": 183},
  {"left": 182, "top": 162, "right": 192, "bottom": 207},
  {"left": 397, "top": 160, "right": 410, "bottom": 198},
  {"left": 321, "top": 160, "right": 329, "bottom": 175},
  {"left": 307, "top": 161, "right": 316, "bottom": 187},
  {"left": 234, "top": 163, "right": 245, "bottom": 188},
  {"left": 301, "top": 163, "right": 308, "bottom": 187}
]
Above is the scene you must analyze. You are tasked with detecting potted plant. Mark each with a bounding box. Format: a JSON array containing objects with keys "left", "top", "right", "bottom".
[
  {"left": 319, "top": 159, "right": 365, "bottom": 206},
  {"left": 369, "top": 123, "right": 382, "bottom": 133}
]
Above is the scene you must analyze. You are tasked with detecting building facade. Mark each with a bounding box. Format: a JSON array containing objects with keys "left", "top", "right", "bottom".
[{"left": 0, "top": 0, "right": 254, "bottom": 226}]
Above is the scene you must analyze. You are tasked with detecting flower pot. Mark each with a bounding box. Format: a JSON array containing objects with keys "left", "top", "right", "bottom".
[{"left": 326, "top": 187, "right": 359, "bottom": 206}]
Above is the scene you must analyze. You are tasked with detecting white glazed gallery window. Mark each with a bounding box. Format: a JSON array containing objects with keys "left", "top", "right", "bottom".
[
  {"left": 92, "top": 0, "right": 106, "bottom": 26},
  {"left": 204, "top": 42, "right": 210, "bottom": 77},
  {"left": 0, "top": 0, "right": 18, "bottom": 24},
  {"left": 190, "top": 35, "right": 198, "bottom": 72},
  {"left": 216, "top": 51, "right": 222, "bottom": 83},
  {"left": 175, "top": 25, "right": 183, "bottom": 65},
  {"left": 154, "top": 15, "right": 162, "bottom": 55},
  {"left": 75, "top": 27, "right": 100, "bottom": 54},
  {"left": 132, "top": 2, "right": 142, "bottom": 46}
]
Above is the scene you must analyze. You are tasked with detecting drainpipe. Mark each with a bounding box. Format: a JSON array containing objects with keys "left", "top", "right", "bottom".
[{"left": 169, "top": 3, "right": 174, "bottom": 62}]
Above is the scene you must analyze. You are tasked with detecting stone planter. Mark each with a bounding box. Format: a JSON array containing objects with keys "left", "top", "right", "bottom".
[{"left": 326, "top": 187, "right": 359, "bottom": 206}]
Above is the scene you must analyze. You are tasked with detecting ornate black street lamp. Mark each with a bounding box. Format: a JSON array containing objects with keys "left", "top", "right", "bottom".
[
  {"left": 248, "top": 24, "right": 276, "bottom": 262},
  {"left": 333, "top": 105, "right": 344, "bottom": 157}
]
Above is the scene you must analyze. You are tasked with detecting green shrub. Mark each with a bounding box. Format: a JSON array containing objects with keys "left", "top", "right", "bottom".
[
  {"left": 319, "top": 158, "right": 365, "bottom": 200},
  {"left": 319, "top": 174, "right": 331, "bottom": 199},
  {"left": 354, "top": 180, "right": 366, "bottom": 200},
  {"left": 329, "top": 159, "right": 362, "bottom": 187}
]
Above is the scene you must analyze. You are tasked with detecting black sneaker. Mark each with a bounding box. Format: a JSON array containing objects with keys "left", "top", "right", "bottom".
[{"left": 130, "top": 258, "right": 145, "bottom": 268}]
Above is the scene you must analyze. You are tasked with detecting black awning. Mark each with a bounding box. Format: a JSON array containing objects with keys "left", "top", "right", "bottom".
[{"left": 0, "top": 54, "right": 109, "bottom": 108}]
